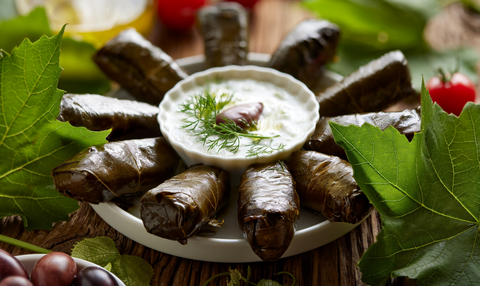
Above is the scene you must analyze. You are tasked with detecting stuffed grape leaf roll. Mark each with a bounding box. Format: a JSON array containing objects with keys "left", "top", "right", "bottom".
[
  {"left": 93, "top": 28, "right": 188, "bottom": 106},
  {"left": 197, "top": 2, "right": 249, "bottom": 68},
  {"left": 52, "top": 137, "right": 180, "bottom": 204},
  {"left": 140, "top": 164, "right": 230, "bottom": 245},
  {"left": 285, "top": 151, "right": 372, "bottom": 224},
  {"left": 316, "top": 50, "right": 416, "bottom": 117},
  {"left": 238, "top": 162, "right": 300, "bottom": 261},
  {"left": 268, "top": 19, "right": 340, "bottom": 91},
  {"left": 57, "top": 94, "right": 162, "bottom": 141},
  {"left": 305, "top": 108, "right": 421, "bottom": 159}
]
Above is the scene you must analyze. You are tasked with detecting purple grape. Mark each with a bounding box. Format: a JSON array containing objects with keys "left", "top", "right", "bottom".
[
  {"left": 0, "top": 249, "right": 29, "bottom": 282},
  {"left": 0, "top": 276, "right": 33, "bottom": 286},
  {"left": 30, "top": 252, "right": 77, "bottom": 286},
  {"left": 73, "top": 266, "right": 119, "bottom": 286}
]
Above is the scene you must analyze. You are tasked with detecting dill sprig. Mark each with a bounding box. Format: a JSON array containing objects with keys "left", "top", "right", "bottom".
[
  {"left": 179, "top": 91, "right": 284, "bottom": 156},
  {"left": 246, "top": 143, "right": 286, "bottom": 158},
  {"left": 266, "top": 160, "right": 288, "bottom": 173}
]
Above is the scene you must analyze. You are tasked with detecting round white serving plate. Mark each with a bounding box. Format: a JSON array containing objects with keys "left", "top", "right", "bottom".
[
  {"left": 92, "top": 53, "right": 361, "bottom": 263},
  {"left": 16, "top": 254, "right": 125, "bottom": 286}
]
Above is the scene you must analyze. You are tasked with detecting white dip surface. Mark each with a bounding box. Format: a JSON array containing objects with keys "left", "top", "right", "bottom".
[{"left": 168, "top": 78, "right": 311, "bottom": 158}]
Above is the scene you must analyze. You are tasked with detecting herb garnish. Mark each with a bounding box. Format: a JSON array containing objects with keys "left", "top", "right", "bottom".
[
  {"left": 179, "top": 91, "right": 284, "bottom": 156},
  {"left": 266, "top": 160, "right": 288, "bottom": 173},
  {"left": 246, "top": 142, "right": 286, "bottom": 158},
  {"left": 202, "top": 266, "right": 296, "bottom": 286}
]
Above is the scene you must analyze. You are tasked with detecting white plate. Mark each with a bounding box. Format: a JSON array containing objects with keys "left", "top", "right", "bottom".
[{"left": 91, "top": 53, "right": 362, "bottom": 263}]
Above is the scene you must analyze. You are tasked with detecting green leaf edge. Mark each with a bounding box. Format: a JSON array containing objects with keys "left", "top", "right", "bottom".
[
  {"left": 71, "top": 237, "right": 154, "bottom": 286},
  {"left": 329, "top": 77, "right": 480, "bottom": 285},
  {"left": 0, "top": 25, "right": 109, "bottom": 230}
]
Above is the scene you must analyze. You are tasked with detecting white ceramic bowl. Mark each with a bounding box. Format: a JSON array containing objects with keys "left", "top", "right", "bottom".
[
  {"left": 158, "top": 65, "right": 319, "bottom": 179},
  {"left": 15, "top": 254, "right": 125, "bottom": 286}
]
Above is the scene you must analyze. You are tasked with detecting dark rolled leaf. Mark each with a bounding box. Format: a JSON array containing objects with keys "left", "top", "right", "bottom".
[
  {"left": 316, "top": 50, "right": 416, "bottom": 117},
  {"left": 58, "top": 93, "right": 162, "bottom": 141},
  {"left": 268, "top": 19, "right": 340, "bottom": 90},
  {"left": 140, "top": 164, "right": 230, "bottom": 244},
  {"left": 52, "top": 137, "right": 180, "bottom": 204},
  {"left": 238, "top": 162, "right": 300, "bottom": 261},
  {"left": 304, "top": 107, "right": 421, "bottom": 159},
  {"left": 197, "top": 2, "right": 249, "bottom": 68},
  {"left": 285, "top": 151, "right": 372, "bottom": 224},
  {"left": 93, "top": 28, "right": 188, "bottom": 106}
]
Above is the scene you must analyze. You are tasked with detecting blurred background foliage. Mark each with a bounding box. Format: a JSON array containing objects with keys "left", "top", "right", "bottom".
[
  {"left": 303, "top": 0, "right": 478, "bottom": 90},
  {"left": 0, "top": 0, "right": 156, "bottom": 95},
  {"left": 0, "top": 2, "right": 111, "bottom": 94},
  {"left": 0, "top": 0, "right": 478, "bottom": 94}
]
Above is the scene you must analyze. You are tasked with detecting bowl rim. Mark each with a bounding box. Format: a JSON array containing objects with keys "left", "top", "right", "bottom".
[{"left": 158, "top": 64, "right": 320, "bottom": 175}]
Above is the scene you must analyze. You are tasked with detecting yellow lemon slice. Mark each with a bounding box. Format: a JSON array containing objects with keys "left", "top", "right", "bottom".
[{"left": 16, "top": 0, "right": 155, "bottom": 47}]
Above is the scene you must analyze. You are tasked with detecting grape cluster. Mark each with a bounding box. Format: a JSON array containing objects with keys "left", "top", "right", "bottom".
[{"left": 0, "top": 250, "right": 119, "bottom": 286}]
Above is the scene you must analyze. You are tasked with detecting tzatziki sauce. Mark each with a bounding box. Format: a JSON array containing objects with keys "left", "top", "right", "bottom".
[{"left": 169, "top": 78, "right": 312, "bottom": 158}]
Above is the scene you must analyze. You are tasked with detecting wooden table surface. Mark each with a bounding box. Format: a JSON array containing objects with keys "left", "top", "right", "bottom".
[{"left": 3, "top": 0, "right": 472, "bottom": 285}]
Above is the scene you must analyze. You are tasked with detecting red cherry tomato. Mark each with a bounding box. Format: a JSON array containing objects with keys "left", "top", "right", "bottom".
[
  {"left": 426, "top": 72, "right": 476, "bottom": 116},
  {"left": 224, "top": 0, "right": 260, "bottom": 9},
  {"left": 156, "top": 0, "right": 206, "bottom": 31}
]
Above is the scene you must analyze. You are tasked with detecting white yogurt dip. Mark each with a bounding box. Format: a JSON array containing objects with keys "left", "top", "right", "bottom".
[
  {"left": 170, "top": 78, "right": 311, "bottom": 158},
  {"left": 158, "top": 65, "right": 319, "bottom": 178}
]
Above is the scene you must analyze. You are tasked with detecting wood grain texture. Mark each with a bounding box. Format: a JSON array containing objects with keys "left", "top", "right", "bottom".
[
  {"left": 2, "top": 0, "right": 475, "bottom": 285},
  {"left": 150, "top": 0, "right": 312, "bottom": 58},
  {"left": 0, "top": 202, "right": 385, "bottom": 286}
]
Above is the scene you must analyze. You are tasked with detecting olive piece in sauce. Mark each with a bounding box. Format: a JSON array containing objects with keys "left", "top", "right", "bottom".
[{"left": 215, "top": 102, "right": 263, "bottom": 129}]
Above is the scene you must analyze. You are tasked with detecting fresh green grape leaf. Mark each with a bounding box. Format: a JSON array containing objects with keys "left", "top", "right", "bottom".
[
  {"left": 330, "top": 80, "right": 480, "bottom": 285},
  {"left": 72, "top": 237, "right": 154, "bottom": 286},
  {"left": 104, "top": 262, "right": 113, "bottom": 272},
  {"left": 205, "top": 267, "right": 295, "bottom": 286},
  {"left": 0, "top": 27, "right": 109, "bottom": 230},
  {"left": 71, "top": 237, "right": 120, "bottom": 267},
  {"left": 257, "top": 279, "right": 283, "bottom": 286},
  {"left": 111, "top": 255, "right": 154, "bottom": 286},
  {"left": 227, "top": 268, "right": 243, "bottom": 286}
]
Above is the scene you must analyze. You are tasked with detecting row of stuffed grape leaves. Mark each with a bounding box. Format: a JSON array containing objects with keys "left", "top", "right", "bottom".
[{"left": 52, "top": 6, "right": 420, "bottom": 261}]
